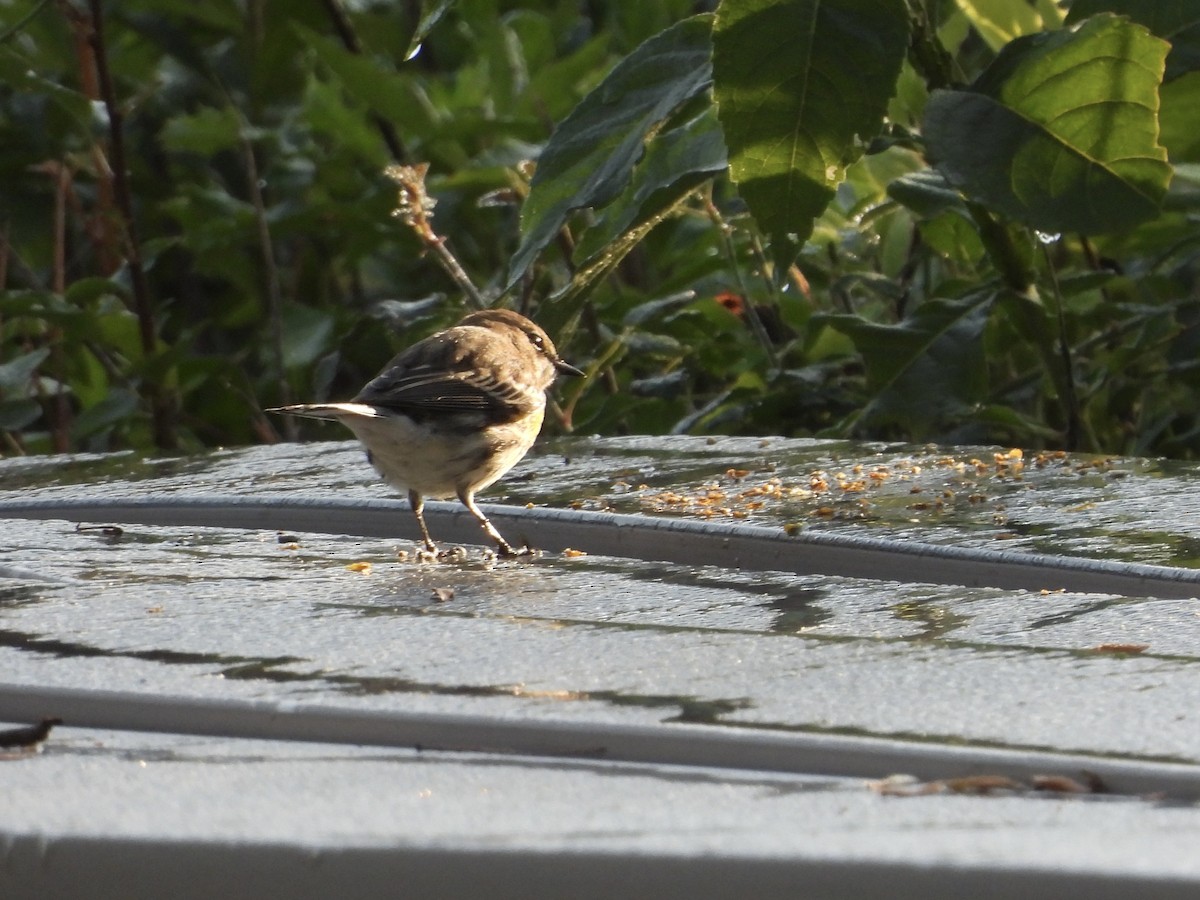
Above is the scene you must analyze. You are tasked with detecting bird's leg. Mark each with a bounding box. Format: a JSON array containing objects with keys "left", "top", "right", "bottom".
[
  {"left": 457, "top": 489, "right": 529, "bottom": 557},
  {"left": 408, "top": 490, "right": 439, "bottom": 553}
]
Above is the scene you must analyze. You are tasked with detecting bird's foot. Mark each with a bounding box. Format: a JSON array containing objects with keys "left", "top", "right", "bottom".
[
  {"left": 406, "top": 544, "right": 469, "bottom": 563},
  {"left": 495, "top": 541, "right": 538, "bottom": 559}
]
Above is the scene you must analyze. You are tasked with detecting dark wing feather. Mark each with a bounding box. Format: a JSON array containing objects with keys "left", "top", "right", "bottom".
[{"left": 353, "top": 329, "right": 536, "bottom": 422}]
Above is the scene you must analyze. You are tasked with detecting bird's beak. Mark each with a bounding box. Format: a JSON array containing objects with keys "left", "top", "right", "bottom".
[{"left": 554, "top": 359, "right": 586, "bottom": 378}]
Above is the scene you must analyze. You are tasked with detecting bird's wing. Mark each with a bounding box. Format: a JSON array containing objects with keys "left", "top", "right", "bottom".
[{"left": 353, "top": 331, "right": 536, "bottom": 422}]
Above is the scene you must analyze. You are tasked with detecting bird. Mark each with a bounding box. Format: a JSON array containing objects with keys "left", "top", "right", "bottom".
[
  {"left": 0, "top": 717, "right": 62, "bottom": 754},
  {"left": 268, "top": 308, "right": 583, "bottom": 557}
]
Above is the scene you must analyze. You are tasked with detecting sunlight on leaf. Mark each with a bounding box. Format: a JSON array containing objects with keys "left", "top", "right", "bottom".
[
  {"left": 712, "top": 0, "right": 908, "bottom": 263},
  {"left": 953, "top": 0, "right": 1048, "bottom": 52},
  {"left": 924, "top": 15, "right": 1172, "bottom": 235}
]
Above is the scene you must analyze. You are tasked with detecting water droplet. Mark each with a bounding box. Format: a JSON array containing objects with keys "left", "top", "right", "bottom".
[
  {"left": 1036, "top": 231, "right": 1061, "bottom": 245},
  {"left": 405, "top": 42, "right": 423, "bottom": 62}
]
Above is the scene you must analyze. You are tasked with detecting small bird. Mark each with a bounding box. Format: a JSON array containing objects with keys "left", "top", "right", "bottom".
[
  {"left": 0, "top": 717, "right": 62, "bottom": 754},
  {"left": 269, "top": 308, "right": 583, "bottom": 557}
]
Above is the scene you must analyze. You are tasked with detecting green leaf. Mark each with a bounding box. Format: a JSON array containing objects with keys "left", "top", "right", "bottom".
[
  {"left": 0, "top": 399, "right": 41, "bottom": 431},
  {"left": 407, "top": 0, "right": 455, "bottom": 60},
  {"left": 0, "top": 348, "right": 50, "bottom": 393},
  {"left": 887, "top": 168, "right": 965, "bottom": 218},
  {"left": 918, "top": 210, "right": 986, "bottom": 264},
  {"left": 0, "top": 64, "right": 94, "bottom": 137},
  {"left": 295, "top": 25, "right": 432, "bottom": 131},
  {"left": 952, "top": 0, "right": 1049, "bottom": 52},
  {"left": 924, "top": 15, "right": 1172, "bottom": 235},
  {"left": 971, "top": 403, "right": 1061, "bottom": 441},
  {"left": 712, "top": 0, "right": 909, "bottom": 262},
  {"left": 573, "top": 107, "right": 727, "bottom": 265},
  {"left": 623, "top": 291, "right": 702, "bottom": 327},
  {"left": 280, "top": 304, "right": 335, "bottom": 369},
  {"left": 72, "top": 389, "right": 140, "bottom": 441},
  {"left": 1161, "top": 71, "right": 1200, "bottom": 163},
  {"left": 1066, "top": 0, "right": 1200, "bottom": 81},
  {"left": 160, "top": 106, "right": 243, "bottom": 156},
  {"left": 507, "top": 15, "right": 715, "bottom": 288},
  {"left": 522, "top": 34, "right": 612, "bottom": 122},
  {"left": 125, "top": 0, "right": 244, "bottom": 33},
  {"left": 823, "top": 289, "right": 995, "bottom": 431},
  {"left": 302, "top": 74, "right": 387, "bottom": 166},
  {"left": 65, "top": 277, "right": 127, "bottom": 305}
]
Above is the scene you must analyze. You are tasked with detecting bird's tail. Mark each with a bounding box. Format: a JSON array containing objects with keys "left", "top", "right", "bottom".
[{"left": 265, "top": 403, "right": 381, "bottom": 422}]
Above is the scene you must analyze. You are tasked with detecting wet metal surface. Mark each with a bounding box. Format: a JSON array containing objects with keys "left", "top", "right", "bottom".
[
  {"left": 5, "top": 436, "right": 1200, "bottom": 562},
  {"left": 2, "top": 438, "right": 1200, "bottom": 895},
  {"left": 1, "top": 438, "right": 1198, "bottom": 758}
]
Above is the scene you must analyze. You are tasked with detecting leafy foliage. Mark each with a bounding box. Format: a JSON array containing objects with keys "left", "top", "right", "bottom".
[
  {"left": 712, "top": 0, "right": 909, "bottom": 259},
  {"left": 924, "top": 14, "right": 1172, "bottom": 234},
  {"left": 3, "top": 0, "right": 1200, "bottom": 461},
  {"left": 509, "top": 14, "right": 717, "bottom": 287}
]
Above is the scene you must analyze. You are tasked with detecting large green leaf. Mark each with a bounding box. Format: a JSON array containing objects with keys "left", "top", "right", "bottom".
[
  {"left": 824, "top": 290, "right": 995, "bottom": 431},
  {"left": 924, "top": 14, "right": 1172, "bottom": 235},
  {"left": 573, "top": 108, "right": 727, "bottom": 266},
  {"left": 711, "top": 0, "right": 909, "bottom": 261},
  {"left": 507, "top": 15, "right": 715, "bottom": 288},
  {"left": 1066, "top": 0, "right": 1200, "bottom": 80}
]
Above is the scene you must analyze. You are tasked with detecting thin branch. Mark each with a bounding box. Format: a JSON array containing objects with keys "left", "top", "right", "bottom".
[
  {"left": 239, "top": 132, "right": 296, "bottom": 439},
  {"left": 386, "top": 163, "right": 486, "bottom": 310},
  {"left": 49, "top": 161, "right": 71, "bottom": 451},
  {"left": 83, "top": 0, "right": 176, "bottom": 448}
]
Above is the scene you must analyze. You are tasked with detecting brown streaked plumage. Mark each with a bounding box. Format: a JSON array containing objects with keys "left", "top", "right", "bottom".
[{"left": 268, "top": 308, "right": 582, "bottom": 556}]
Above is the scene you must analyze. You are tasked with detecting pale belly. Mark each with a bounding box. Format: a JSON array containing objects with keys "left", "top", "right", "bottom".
[{"left": 342, "top": 408, "right": 543, "bottom": 499}]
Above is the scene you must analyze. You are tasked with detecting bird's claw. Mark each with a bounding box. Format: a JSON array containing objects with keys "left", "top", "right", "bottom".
[{"left": 496, "top": 542, "right": 538, "bottom": 559}]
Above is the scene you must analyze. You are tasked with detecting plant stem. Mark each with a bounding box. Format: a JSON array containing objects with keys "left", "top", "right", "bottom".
[
  {"left": 967, "top": 202, "right": 1036, "bottom": 297},
  {"left": 385, "top": 164, "right": 486, "bottom": 310},
  {"left": 904, "top": 0, "right": 960, "bottom": 90},
  {"left": 84, "top": 0, "right": 175, "bottom": 449},
  {"left": 49, "top": 162, "right": 70, "bottom": 451},
  {"left": 239, "top": 132, "right": 296, "bottom": 439},
  {"left": 702, "top": 193, "right": 780, "bottom": 370},
  {"left": 1041, "top": 243, "right": 1082, "bottom": 451}
]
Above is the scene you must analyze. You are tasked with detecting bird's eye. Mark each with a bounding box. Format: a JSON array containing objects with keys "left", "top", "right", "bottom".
[{"left": 529, "top": 334, "right": 545, "bottom": 350}]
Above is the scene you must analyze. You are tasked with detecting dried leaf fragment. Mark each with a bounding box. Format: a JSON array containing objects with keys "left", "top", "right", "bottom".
[{"left": 1091, "top": 643, "right": 1150, "bottom": 655}]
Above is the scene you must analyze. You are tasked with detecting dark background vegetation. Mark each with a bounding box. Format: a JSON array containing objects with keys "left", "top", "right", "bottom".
[{"left": 2, "top": 0, "right": 1198, "bottom": 458}]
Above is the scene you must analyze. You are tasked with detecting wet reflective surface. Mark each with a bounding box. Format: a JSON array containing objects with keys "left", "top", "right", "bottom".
[
  {"left": 6, "top": 436, "right": 1200, "bottom": 561},
  {"left": 2, "top": 437, "right": 1199, "bottom": 762}
]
